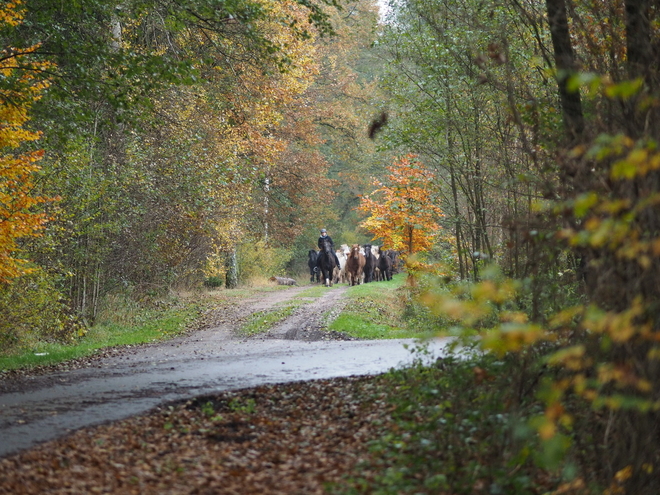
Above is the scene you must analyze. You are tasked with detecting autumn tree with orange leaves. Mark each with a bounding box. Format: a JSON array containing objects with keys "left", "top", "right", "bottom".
[
  {"left": 358, "top": 154, "right": 443, "bottom": 257},
  {"left": 0, "top": 1, "right": 53, "bottom": 283}
]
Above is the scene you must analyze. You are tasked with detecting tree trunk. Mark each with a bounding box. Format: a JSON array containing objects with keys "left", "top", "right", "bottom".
[
  {"left": 624, "top": 0, "right": 655, "bottom": 136},
  {"left": 449, "top": 162, "right": 465, "bottom": 279},
  {"left": 225, "top": 249, "right": 238, "bottom": 289},
  {"left": 545, "top": 0, "right": 584, "bottom": 142}
]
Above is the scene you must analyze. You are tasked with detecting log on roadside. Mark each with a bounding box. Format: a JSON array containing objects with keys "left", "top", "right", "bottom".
[{"left": 269, "top": 276, "right": 298, "bottom": 286}]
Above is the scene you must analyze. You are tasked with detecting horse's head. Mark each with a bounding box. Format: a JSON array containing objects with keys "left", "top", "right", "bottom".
[{"left": 322, "top": 239, "right": 333, "bottom": 252}]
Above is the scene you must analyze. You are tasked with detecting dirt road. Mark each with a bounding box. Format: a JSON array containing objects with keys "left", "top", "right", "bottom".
[{"left": 0, "top": 284, "right": 451, "bottom": 458}]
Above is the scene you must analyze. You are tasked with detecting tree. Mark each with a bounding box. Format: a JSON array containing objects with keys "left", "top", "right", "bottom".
[
  {"left": 0, "top": 0, "right": 345, "bottom": 309},
  {"left": 380, "top": 0, "right": 660, "bottom": 490},
  {"left": 377, "top": 0, "right": 554, "bottom": 281},
  {"left": 358, "top": 154, "right": 444, "bottom": 256},
  {"left": 0, "top": 0, "right": 54, "bottom": 283}
]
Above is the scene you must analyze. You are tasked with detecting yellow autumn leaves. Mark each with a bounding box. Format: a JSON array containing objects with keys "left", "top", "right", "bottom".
[{"left": 0, "top": 0, "right": 55, "bottom": 282}]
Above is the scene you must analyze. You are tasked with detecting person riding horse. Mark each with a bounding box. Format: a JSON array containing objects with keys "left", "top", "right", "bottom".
[{"left": 318, "top": 229, "right": 341, "bottom": 268}]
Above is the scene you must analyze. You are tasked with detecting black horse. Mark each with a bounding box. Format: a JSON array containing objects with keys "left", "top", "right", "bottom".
[
  {"left": 317, "top": 239, "right": 338, "bottom": 287},
  {"left": 378, "top": 247, "right": 393, "bottom": 281},
  {"left": 308, "top": 249, "right": 320, "bottom": 283},
  {"left": 363, "top": 244, "right": 376, "bottom": 283}
]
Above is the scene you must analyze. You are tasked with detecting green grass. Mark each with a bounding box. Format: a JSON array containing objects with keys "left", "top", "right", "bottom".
[
  {"left": 0, "top": 304, "right": 198, "bottom": 372},
  {"left": 295, "top": 285, "right": 338, "bottom": 298},
  {"left": 237, "top": 304, "right": 300, "bottom": 336},
  {"left": 328, "top": 274, "right": 436, "bottom": 340}
]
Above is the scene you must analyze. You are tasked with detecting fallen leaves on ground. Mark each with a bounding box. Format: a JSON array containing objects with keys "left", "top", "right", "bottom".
[{"left": 0, "top": 375, "right": 393, "bottom": 495}]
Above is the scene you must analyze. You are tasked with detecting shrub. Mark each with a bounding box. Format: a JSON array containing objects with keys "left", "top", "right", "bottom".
[
  {"left": 237, "top": 239, "right": 293, "bottom": 283},
  {"left": 0, "top": 270, "right": 84, "bottom": 355}
]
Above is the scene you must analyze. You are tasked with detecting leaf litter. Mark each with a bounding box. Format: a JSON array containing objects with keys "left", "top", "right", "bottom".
[{"left": 0, "top": 375, "right": 394, "bottom": 494}]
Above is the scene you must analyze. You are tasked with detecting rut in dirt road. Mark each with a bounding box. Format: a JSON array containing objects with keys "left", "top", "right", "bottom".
[
  {"left": 263, "top": 285, "right": 356, "bottom": 341},
  {"left": 0, "top": 284, "right": 452, "bottom": 458}
]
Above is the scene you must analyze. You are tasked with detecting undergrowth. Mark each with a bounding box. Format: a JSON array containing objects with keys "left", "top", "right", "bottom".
[
  {"left": 0, "top": 291, "right": 217, "bottom": 371},
  {"left": 333, "top": 349, "right": 565, "bottom": 495}
]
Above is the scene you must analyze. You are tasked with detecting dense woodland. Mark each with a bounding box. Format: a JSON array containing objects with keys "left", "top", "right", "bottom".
[{"left": 2, "top": 0, "right": 660, "bottom": 492}]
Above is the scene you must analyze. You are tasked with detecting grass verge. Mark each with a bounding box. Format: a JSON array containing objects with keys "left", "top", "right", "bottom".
[
  {"left": 328, "top": 274, "right": 436, "bottom": 340},
  {"left": 0, "top": 300, "right": 203, "bottom": 372},
  {"left": 237, "top": 304, "right": 301, "bottom": 336},
  {"left": 0, "top": 283, "right": 277, "bottom": 372}
]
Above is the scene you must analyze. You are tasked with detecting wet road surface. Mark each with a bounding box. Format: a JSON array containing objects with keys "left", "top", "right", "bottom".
[{"left": 0, "top": 286, "right": 452, "bottom": 458}]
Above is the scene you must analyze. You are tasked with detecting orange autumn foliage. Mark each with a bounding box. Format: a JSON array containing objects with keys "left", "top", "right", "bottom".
[
  {"left": 358, "top": 154, "right": 444, "bottom": 256},
  {"left": 0, "top": 0, "right": 54, "bottom": 282}
]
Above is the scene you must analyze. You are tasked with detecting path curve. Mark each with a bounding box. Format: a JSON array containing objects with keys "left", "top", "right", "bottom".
[{"left": 0, "top": 284, "right": 451, "bottom": 458}]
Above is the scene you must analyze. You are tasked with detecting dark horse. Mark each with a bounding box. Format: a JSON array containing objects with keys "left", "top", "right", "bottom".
[
  {"left": 308, "top": 249, "right": 320, "bottom": 283},
  {"left": 317, "top": 239, "right": 338, "bottom": 287},
  {"left": 378, "top": 247, "right": 393, "bottom": 281},
  {"left": 363, "top": 244, "right": 376, "bottom": 283}
]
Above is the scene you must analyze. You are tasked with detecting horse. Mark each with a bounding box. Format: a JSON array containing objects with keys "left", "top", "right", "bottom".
[
  {"left": 338, "top": 244, "right": 350, "bottom": 283},
  {"left": 308, "top": 249, "right": 320, "bottom": 283},
  {"left": 363, "top": 244, "right": 376, "bottom": 283},
  {"left": 384, "top": 249, "right": 400, "bottom": 274},
  {"left": 346, "top": 244, "right": 366, "bottom": 286},
  {"left": 332, "top": 249, "right": 345, "bottom": 284},
  {"left": 378, "top": 247, "right": 393, "bottom": 281},
  {"left": 317, "top": 239, "right": 338, "bottom": 287}
]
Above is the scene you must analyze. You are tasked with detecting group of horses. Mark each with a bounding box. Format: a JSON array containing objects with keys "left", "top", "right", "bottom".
[{"left": 308, "top": 242, "right": 400, "bottom": 287}]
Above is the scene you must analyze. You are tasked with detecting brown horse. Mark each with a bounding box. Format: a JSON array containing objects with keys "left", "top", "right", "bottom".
[{"left": 346, "top": 244, "right": 365, "bottom": 286}]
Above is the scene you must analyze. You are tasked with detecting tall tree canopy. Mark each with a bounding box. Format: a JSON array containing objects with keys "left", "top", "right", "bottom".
[{"left": 0, "top": 0, "right": 377, "bottom": 333}]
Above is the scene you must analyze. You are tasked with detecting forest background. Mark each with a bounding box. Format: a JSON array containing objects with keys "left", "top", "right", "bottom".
[{"left": 2, "top": 0, "right": 660, "bottom": 492}]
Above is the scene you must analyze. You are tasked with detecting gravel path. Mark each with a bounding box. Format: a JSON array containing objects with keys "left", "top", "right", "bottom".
[{"left": 0, "top": 285, "right": 451, "bottom": 460}]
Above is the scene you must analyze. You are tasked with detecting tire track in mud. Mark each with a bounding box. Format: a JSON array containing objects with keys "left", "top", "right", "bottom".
[
  {"left": 261, "top": 285, "right": 356, "bottom": 341},
  {"left": 191, "top": 284, "right": 352, "bottom": 341}
]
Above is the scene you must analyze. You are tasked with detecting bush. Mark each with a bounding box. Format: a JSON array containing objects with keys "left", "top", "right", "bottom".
[
  {"left": 237, "top": 239, "right": 293, "bottom": 283},
  {"left": 0, "top": 270, "right": 84, "bottom": 355},
  {"left": 335, "top": 350, "right": 553, "bottom": 495},
  {"left": 204, "top": 276, "right": 224, "bottom": 288}
]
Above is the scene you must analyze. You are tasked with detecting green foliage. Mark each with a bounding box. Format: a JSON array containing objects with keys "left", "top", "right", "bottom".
[
  {"left": 381, "top": 56, "right": 660, "bottom": 487},
  {"left": 204, "top": 276, "right": 224, "bottom": 288},
  {"left": 335, "top": 352, "right": 552, "bottom": 494},
  {"left": 237, "top": 239, "right": 294, "bottom": 283},
  {"left": 0, "top": 271, "right": 84, "bottom": 355}
]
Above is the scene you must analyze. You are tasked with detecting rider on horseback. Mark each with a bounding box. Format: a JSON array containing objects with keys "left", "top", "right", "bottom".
[{"left": 318, "top": 229, "right": 341, "bottom": 267}]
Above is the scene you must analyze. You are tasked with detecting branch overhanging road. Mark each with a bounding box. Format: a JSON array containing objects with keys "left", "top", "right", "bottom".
[{"left": 0, "top": 285, "right": 453, "bottom": 458}]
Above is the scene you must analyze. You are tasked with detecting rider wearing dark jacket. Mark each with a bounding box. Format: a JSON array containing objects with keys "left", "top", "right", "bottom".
[{"left": 318, "top": 229, "right": 334, "bottom": 250}]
